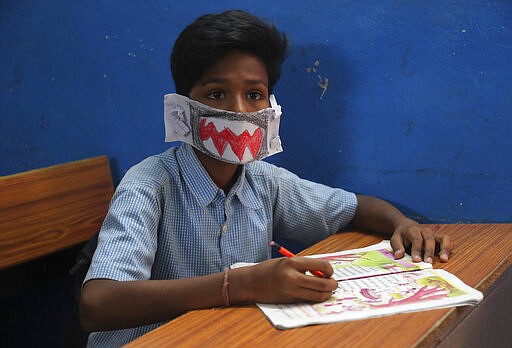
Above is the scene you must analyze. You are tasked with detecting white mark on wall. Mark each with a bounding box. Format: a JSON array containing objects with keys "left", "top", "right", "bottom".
[
  {"left": 120, "top": 38, "right": 155, "bottom": 60},
  {"left": 306, "top": 60, "right": 329, "bottom": 100}
]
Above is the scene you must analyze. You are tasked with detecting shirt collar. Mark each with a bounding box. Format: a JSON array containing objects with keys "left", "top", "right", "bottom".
[
  {"left": 176, "top": 144, "right": 262, "bottom": 210},
  {"left": 229, "top": 165, "right": 262, "bottom": 210},
  {"left": 177, "top": 144, "right": 219, "bottom": 207}
]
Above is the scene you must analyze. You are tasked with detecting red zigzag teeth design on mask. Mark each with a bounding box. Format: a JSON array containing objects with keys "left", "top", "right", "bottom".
[{"left": 199, "top": 118, "right": 263, "bottom": 161}]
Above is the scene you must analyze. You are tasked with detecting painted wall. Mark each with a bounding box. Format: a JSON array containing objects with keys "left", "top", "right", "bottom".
[{"left": 2, "top": 1, "right": 511, "bottom": 223}]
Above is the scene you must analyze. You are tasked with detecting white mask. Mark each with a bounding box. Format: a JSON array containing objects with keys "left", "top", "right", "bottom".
[{"left": 164, "top": 93, "right": 283, "bottom": 164}]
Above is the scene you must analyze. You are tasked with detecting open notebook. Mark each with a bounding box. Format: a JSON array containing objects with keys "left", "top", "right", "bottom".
[{"left": 235, "top": 241, "right": 483, "bottom": 329}]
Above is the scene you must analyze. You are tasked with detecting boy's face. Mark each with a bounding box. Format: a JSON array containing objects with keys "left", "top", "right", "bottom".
[
  {"left": 188, "top": 51, "right": 270, "bottom": 112},
  {"left": 167, "top": 50, "right": 282, "bottom": 164}
]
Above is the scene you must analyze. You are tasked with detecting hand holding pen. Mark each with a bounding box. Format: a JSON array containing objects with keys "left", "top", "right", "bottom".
[
  {"left": 270, "top": 241, "right": 328, "bottom": 278},
  {"left": 228, "top": 242, "right": 336, "bottom": 304}
]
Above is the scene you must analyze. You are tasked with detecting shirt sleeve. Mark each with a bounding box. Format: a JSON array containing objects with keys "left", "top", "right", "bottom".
[
  {"left": 84, "top": 177, "right": 162, "bottom": 284},
  {"left": 270, "top": 166, "right": 358, "bottom": 246}
]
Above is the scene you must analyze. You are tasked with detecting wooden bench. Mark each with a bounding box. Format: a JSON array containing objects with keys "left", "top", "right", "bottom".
[{"left": 0, "top": 156, "right": 114, "bottom": 270}]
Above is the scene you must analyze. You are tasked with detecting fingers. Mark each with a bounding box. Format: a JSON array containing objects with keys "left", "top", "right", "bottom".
[
  {"left": 390, "top": 233, "right": 405, "bottom": 259},
  {"left": 405, "top": 226, "right": 427, "bottom": 262},
  {"left": 420, "top": 229, "right": 436, "bottom": 264},
  {"left": 391, "top": 223, "right": 452, "bottom": 263},
  {"left": 291, "top": 256, "right": 335, "bottom": 279},
  {"left": 294, "top": 278, "right": 338, "bottom": 303},
  {"left": 437, "top": 234, "right": 452, "bottom": 262},
  {"left": 253, "top": 257, "right": 337, "bottom": 304}
]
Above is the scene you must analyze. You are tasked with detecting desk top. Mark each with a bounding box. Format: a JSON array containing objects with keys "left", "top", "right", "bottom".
[{"left": 125, "top": 224, "right": 512, "bottom": 348}]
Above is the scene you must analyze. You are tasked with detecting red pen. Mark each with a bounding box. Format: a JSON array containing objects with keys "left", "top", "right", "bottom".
[{"left": 269, "top": 241, "right": 325, "bottom": 278}]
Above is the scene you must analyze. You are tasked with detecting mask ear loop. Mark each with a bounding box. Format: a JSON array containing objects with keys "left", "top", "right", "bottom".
[
  {"left": 269, "top": 95, "right": 282, "bottom": 118},
  {"left": 267, "top": 95, "right": 283, "bottom": 154}
]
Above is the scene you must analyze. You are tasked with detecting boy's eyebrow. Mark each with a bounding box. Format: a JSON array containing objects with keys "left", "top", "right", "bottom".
[
  {"left": 248, "top": 79, "right": 268, "bottom": 87},
  {"left": 246, "top": 79, "right": 268, "bottom": 87},
  {"left": 200, "top": 78, "right": 268, "bottom": 87}
]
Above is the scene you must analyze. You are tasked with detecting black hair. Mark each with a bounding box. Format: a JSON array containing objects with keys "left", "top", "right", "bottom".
[{"left": 170, "top": 10, "right": 289, "bottom": 96}]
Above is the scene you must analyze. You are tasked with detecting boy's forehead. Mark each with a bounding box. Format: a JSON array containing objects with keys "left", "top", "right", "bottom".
[{"left": 196, "top": 51, "right": 269, "bottom": 87}]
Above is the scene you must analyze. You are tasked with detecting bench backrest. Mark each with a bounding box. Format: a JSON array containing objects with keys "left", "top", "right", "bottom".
[{"left": 0, "top": 156, "right": 114, "bottom": 270}]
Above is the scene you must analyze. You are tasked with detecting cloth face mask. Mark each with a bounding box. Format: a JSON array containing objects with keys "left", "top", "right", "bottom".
[{"left": 164, "top": 93, "right": 283, "bottom": 164}]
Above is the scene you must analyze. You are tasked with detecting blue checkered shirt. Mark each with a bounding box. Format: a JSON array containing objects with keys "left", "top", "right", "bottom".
[{"left": 84, "top": 143, "right": 357, "bottom": 347}]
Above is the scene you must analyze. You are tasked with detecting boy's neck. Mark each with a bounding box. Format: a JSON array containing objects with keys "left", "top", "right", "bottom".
[{"left": 193, "top": 148, "right": 241, "bottom": 194}]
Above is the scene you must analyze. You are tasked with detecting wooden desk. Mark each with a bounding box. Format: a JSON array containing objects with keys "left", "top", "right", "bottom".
[{"left": 125, "top": 224, "right": 512, "bottom": 347}]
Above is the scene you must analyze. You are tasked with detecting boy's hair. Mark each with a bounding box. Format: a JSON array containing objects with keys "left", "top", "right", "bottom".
[{"left": 171, "top": 10, "right": 289, "bottom": 96}]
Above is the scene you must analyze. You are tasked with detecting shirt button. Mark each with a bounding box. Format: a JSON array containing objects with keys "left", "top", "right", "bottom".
[{"left": 222, "top": 223, "right": 228, "bottom": 233}]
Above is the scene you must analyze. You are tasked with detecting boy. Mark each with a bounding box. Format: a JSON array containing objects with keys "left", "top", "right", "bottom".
[{"left": 80, "top": 10, "right": 451, "bottom": 347}]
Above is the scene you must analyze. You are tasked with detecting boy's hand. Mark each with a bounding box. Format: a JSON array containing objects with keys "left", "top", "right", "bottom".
[
  {"left": 390, "top": 221, "right": 452, "bottom": 263},
  {"left": 231, "top": 257, "right": 338, "bottom": 304}
]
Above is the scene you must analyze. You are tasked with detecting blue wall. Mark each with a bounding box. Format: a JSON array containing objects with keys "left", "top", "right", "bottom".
[{"left": 2, "top": 1, "right": 511, "bottom": 223}]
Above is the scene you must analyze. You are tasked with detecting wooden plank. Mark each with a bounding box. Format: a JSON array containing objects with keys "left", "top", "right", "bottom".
[{"left": 0, "top": 156, "right": 114, "bottom": 270}]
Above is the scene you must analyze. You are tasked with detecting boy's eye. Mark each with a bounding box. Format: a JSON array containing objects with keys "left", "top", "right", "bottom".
[
  {"left": 247, "top": 91, "right": 263, "bottom": 100},
  {"left": 207, "top": 91, "right": 224, "bottom": 100}
]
